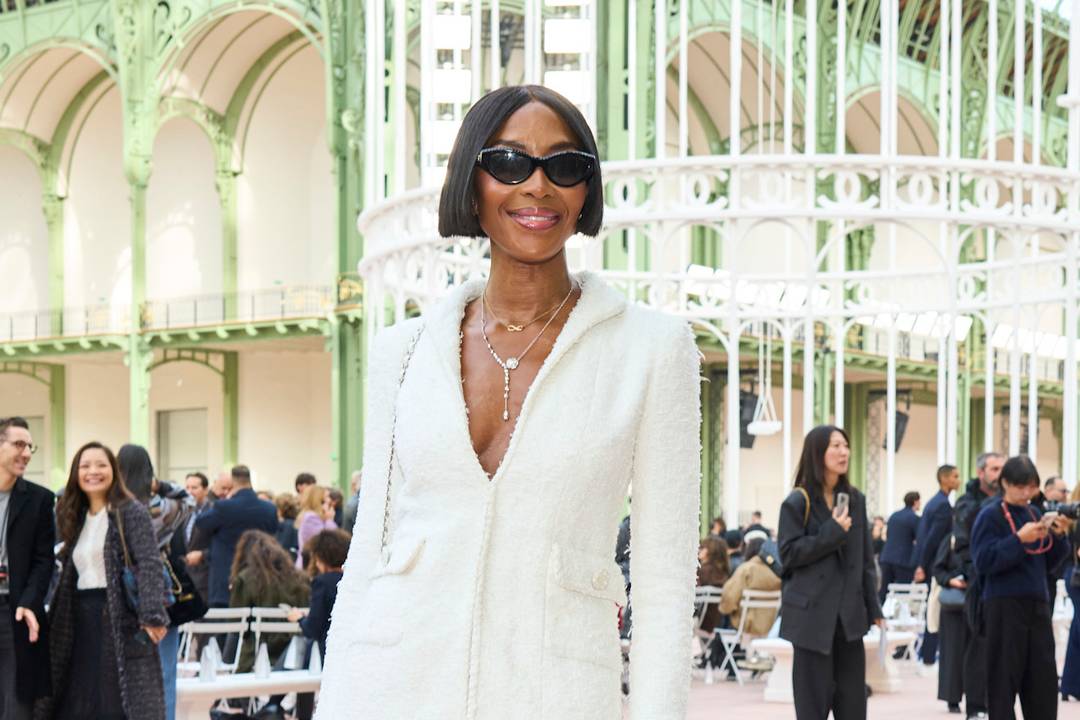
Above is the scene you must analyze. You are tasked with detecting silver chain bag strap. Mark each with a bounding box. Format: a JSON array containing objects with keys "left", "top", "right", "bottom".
[{"left": 380, "top": 323, "right": 425, "bottom": 560}]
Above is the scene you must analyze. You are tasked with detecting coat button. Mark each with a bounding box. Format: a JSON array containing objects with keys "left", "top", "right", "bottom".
[{"left": 592, "top": 570, "right": 610, "bottom": 591}]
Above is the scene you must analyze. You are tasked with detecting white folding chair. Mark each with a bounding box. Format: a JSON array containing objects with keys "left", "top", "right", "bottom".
[
  {"left": 177, "top": 607, "right": 252, "bottom": 675},
  {"left": 714, "top": 589, "right": 781, "bottom": 685},
  {"left": 882, "top": 583, "right": 928, "bottom": 662},
  {"left": 249, "top": 607, "right": 306, "bottom": 666},
  {"left": 692, "top": 586, "right": 724, "bottom": 666}
]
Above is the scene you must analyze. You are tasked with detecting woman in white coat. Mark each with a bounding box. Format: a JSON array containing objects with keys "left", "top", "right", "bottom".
[{"left": 317, "top": 85, "right": 702, "bottom": 720}]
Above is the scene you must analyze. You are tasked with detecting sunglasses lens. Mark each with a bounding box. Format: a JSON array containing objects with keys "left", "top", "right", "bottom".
[
  {"left": 545, "top": 153, "right": 594, "bottom": 187},
  {"left": 482, "top": 150, "right": 533, "bottom": 184}
]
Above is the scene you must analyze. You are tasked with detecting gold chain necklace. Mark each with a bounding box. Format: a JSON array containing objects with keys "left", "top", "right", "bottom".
[
  {"left": 481, "top": 292, "right": 564, "bottom": 332},
  {"left": 478, "top": 283, "right": 576, "bottom": 421}
]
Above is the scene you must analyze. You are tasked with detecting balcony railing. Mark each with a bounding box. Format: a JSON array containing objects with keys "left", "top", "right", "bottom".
[
  {"left": 142, "top": 286, "right": 335, "bottom": 331},
  {"left": 0, "top": 0, "right": 64, "bottom": 14},
  {"left": 0, "top": 283, "right": 347, "bottom": 344}
]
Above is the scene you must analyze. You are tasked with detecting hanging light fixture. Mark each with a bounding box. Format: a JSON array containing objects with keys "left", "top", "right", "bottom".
[{"left": 747, "top": 324, "right": 782, "bottom": 436}]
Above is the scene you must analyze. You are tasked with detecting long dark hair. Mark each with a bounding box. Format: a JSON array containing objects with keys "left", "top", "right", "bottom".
[
  {"left": 117, "top": 443, "right": 155, "bottom": 503},
  {"left": 230, "top": 530, "right": 308, "bottom": 599},
  {"left": 793, "top": 425, "right": 852, "bottom": 499},
  {"left": 55, "top": 442, "right": 133, "bottom": 550},
  {"left": 699, "top": 536, "right": 731, "bottom": 579}
]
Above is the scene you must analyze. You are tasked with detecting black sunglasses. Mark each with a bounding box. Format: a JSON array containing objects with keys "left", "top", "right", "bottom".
[{"left": 475, "top": 147, "right": 597, "bottom": 187}]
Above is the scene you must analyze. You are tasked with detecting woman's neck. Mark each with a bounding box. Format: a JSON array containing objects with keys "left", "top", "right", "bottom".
[
  {"left": 87, "top": 494, "right": 107, "bottom": 514},
  {"left": 823, "top": 473, "right": 840, "bottom": 494},
  {"left": 484, "top": 247, "right": 574, "bottom": 318}
]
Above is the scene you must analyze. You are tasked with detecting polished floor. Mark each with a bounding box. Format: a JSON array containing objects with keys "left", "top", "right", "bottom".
[{"left": 629, "top": 660, "right": 1080, "bottom": 719}]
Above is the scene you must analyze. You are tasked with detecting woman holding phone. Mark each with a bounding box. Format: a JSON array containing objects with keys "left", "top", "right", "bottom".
[
  {"left": 777, "top": 425, "right": 884, "bottom": 720},
  {"left": 971, "top": 455, "right": 1070, "bottom": 717}
]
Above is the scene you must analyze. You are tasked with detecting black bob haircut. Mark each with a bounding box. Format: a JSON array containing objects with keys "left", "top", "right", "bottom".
[{"left": 438, "top": 84, "right": 604, "bottom": 239}]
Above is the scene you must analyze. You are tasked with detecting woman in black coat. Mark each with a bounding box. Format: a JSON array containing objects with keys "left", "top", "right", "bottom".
[
  {"left": 930, "top": 532, "right": 984, "bottom": 715},
  {"left": 778, "top": 425, "right": 884, "bottom": 720},
  {"left": 35, "top": 442, "right": 168, "bottom": 720}
]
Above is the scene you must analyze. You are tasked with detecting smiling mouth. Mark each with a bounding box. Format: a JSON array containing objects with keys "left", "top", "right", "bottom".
[{"left": 507, "top": 207, "right": 560, "bottom": 231}]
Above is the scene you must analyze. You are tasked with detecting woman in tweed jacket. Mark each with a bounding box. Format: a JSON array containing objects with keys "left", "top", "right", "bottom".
[{"left": 35, "top": 442, "right": 168, "bottom": 720}]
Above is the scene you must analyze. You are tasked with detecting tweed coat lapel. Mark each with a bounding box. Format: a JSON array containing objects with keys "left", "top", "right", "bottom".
[{"left": 412, "top": 270, "right": 628, "bottom": 482}]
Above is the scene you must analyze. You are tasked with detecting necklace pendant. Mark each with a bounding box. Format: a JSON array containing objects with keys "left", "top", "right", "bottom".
[
  {"left": 506, "top": 324, "right": 524, "bottom": 332},
  {"left": 505, "top": 357, "right": 519, "bottom": 370},
  {"left": 502, "top": 410, "right": 509, "bottom": 421}
]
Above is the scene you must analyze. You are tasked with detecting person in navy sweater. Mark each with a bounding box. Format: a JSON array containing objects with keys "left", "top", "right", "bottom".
[
  {"left": 912, "top": 464, "right": 961, "bottom": 664},
  {"left": 878, "top": 491, "right": 921, "bottom": 602},
  {"left": 971, "top": 455, "right": 1070, "bottom": 719}
]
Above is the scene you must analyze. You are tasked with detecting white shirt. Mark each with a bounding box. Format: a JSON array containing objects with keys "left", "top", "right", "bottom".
[{"left": 74, "top": 509, "right": 109, "bottom": 590}]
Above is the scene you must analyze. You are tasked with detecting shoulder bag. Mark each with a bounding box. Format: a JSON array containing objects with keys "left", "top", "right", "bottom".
[{"left": 115, "top": 506, "right": 180, "bottom": 615}]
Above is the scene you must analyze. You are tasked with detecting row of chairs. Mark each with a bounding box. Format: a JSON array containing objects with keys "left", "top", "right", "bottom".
[
  {"left": 177, "top": 607, "right": 308, "bottom": 676},
  {"left": 693, "top": 586, "right": 781, "bottom": 685}
]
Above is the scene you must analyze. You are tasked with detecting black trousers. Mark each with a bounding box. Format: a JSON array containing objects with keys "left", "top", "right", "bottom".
[
  {"left": 937, "top": 608, "right": 988, "bottom": 714},
  {"left": 938, "top": 609, "right": 964, "bottom": 705},
  {"left": 963, "top": 624, "right": 989, "bottom": 714},
  {"left": 877, "top": 562, "right": 914, "bottom": 603},
  {"left": 984, "top": 596, "right": 1058, "bottom": 720},
  {"left": 0, "top": 597, "right": 31, "bottom": 720},
  {"left": 793, "top": 622, "right": 866, "bottom": 720}
]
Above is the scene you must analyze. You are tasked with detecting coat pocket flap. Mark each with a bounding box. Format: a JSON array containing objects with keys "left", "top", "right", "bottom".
[
  {"left": 552, "top": 543, "right": 627, "bottom": 605},
  {"left": 369, "top": 536, "right": 426, "bottom": 579},
  {"left": 782, "top": 587, "right": 811, "bottom": 609}
]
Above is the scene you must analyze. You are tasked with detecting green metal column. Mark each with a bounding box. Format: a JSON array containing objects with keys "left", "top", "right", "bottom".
[
  {"left": 330, "top": 320, "right": 365, "bottom": 492},
  {"left": 127, "top": 178, "right": 151, "bottom": 446},
  {"left": 223, "top": 351, "right": 238, "bottom": 466},
  {"left": 42, "top": 190, "right": 64, "bottom": 333},
  {"left": 48, "top": 364, "right": 65, "bottom": 488},
  {"left": 699, "top": 366, "right": 714, "bottom": 537},
  {"left": 216, "top": 169, "right": 238, "bottom": 320},
  {"left": 815, "top": 349, "right": 833, "bottom": 425},
  {"left": 845, "top": 382, "right": 868, "bottom": 490},
  {"left": 325, "top": 0, "right": 366, "bottom": 491},
  {"left": 957, "top": 355, "right": 972, "bottom": 482}
]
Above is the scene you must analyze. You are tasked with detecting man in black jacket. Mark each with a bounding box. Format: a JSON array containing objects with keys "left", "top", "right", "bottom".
[
  {"left": 0, "top": 417, "right": 55, "bottom": 719},
  {"left": 951, "top": 451, "right": 1003, "bottom": 720}
]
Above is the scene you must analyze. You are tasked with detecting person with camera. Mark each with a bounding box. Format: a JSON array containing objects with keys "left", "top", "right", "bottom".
[
  {"left": 778, "top": 425, "right": 884, "bottom": 720},
  {"left": 1060, "top": 482, "right": 1080, "bottom": 702},
  {"left": 971, "top": 455, "right": 1071, "bottom": 718}
]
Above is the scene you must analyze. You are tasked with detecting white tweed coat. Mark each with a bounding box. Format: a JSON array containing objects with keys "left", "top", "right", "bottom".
[{"left": 317, "top": 271, "right": 701, "bottom": 720}]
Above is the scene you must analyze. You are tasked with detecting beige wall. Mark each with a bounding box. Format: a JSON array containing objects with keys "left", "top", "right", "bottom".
[
  {"left": 237, "top": 44, "right": 333, "bottom": 293},
  {"left": 147, "top": 116, "right": 223, "bottom": 300},
  {"left": 0, "top": 146, "right": 48, "bottom": 315},
  {"left": 238, "top": 349, "right": 332, "bottom": 494},
  {"left": 64, "top": 86, "right": 129, "bottom": 315}
]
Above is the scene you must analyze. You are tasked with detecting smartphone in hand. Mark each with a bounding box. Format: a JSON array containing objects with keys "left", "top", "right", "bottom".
[
  {"left": 1041, "top": 511, "right": 1060, "bottom": 528},
  {"left": 836, "top": 492, "right": 850, "bottom": 513}
]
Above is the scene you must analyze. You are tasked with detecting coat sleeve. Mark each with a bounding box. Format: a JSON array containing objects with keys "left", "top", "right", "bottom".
[
  {"left": 777, "top": 493, "right": 847, "bottom": 570},
  {"left": 299, "top": 575, "right": 332, "bottom": 643},
  {"left": 322, "top": 322, "right": 419, "bottom": 674},
  {"left": 627, "top": 321, "right": 701, "bottom": 720},
  {"left": 18, "top": 491, "right": 56, "bottom": 615},
  {"left": 126, "top": 502, "right": 169, "bottom": 628},
  {"left": 719, "top": 564, "right": 748, "bottom": 616},
  {"left": 918, "top": 503, "right": 951, "bottom": 572}
]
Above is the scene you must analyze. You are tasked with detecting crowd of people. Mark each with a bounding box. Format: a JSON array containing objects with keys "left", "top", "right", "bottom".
[
  {"left": 678, "top": 427, "right": 1079, "bottom": 720},
  {"left": 0, "top": 415, "right": 360, "bottom": 720}
]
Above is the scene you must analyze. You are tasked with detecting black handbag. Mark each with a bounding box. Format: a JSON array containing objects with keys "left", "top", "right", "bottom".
[
  {"left": 939, "top": 586, "right": 966, "bottom": 611},
  {"left": 165, "top": 548, "right": 207, "bottom": 626}
]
